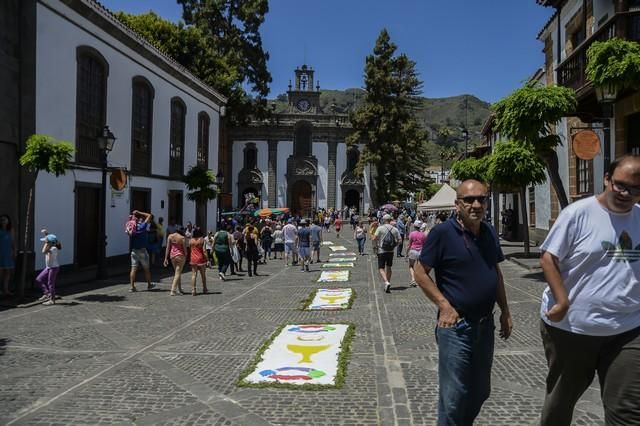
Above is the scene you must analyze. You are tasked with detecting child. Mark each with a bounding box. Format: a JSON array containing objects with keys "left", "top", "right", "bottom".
[{"left": 36, "top": 233, "right": 61, "bottom": 305}]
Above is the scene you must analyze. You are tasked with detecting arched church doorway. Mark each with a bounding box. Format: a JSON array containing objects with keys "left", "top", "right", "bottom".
[
  {"left": 344, "top": 189, "right": 360, "bottom": 213},
  {"left": 291, "top": 180, "right": 312, "bottom": 217}
]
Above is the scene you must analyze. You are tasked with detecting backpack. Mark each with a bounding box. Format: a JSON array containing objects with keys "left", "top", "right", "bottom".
[
  {"left": 381, "top": 225, "right": 397, "bottom": 251},
  {"left": 125, "top": 216, "right": 137, "bottom": 236}
]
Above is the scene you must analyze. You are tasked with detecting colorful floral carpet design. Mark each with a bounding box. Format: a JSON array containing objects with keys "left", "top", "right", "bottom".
[
  {"left": 317, "top": 270, "right": 350, "bottom": 282},
  {"left": 304, "top": 288, "right": 354, "bottom": 310}
]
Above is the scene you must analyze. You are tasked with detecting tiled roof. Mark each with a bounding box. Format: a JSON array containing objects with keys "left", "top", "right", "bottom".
[{"left": 537, "top": 9, "right": 558, "bottom": 40}]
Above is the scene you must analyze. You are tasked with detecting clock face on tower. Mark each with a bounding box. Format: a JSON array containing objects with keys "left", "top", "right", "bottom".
[{"left": 296, "top": 99, "right": 311, "bottom": 112}]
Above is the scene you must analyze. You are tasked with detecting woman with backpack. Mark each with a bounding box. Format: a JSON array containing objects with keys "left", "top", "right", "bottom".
[
  {"left": 213, "top": 225, "right": 234, "bottom": 281},
  {"left": 189, "top": 228, "right": 208, "bottom": 295},
  {"left": 164, "top": 226, "right": 187, "bottom": 295},
  {"left": 353, "top": 221, "right": 367, "bottom": 255}
]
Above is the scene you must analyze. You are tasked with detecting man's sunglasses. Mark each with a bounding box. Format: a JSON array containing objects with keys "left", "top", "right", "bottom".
[
  {"left": 611, "top": 180, "right": 640, "bottom": 197},
  {"left": 457, "top": 195, "right": 488, "bottom": 205}
]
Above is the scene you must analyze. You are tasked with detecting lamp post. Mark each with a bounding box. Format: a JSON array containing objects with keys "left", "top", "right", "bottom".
[
  {"left": 96, "top": 125, "right": 116, "bottom": 280},
  {"left": 594, "top": 82, "right": 618, "bottom": 172},
  {"left": 215, "top": 171, "right": 225, "bottom": 230},
  {"left": 462, "top": 128, "right": 469, "bottom": 159}
]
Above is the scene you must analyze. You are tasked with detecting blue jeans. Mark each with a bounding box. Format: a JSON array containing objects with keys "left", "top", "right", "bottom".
[
  {"left": 436, "top": 315, "right": 495, "bottom": 426},
  {"left": 356, "top": 238, "right": 366, "bottom": 254}
]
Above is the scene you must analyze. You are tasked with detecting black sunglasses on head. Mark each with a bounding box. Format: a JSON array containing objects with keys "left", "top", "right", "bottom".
[{"left": 457, "top": 195, "right": 488, "bottom": 205}]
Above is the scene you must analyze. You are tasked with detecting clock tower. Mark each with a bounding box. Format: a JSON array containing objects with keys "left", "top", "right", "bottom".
[{"left": 287, "top": 64, "right": 321, "bottom": 114}]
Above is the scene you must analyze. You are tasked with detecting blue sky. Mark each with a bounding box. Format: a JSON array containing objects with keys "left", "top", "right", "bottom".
[{"left": 99, "top": 0, "right": 553, "bottom": 103}]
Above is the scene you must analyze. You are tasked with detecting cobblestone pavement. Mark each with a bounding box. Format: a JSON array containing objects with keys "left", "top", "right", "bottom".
[{"left": 0, "top": 236, "right": 605, "bottom": 425}]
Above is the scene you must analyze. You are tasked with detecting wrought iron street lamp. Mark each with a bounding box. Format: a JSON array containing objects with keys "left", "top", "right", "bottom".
[
  {"left": 594, "top": 83, "right": 618, "bottom": 171},
  {"left": 96, "top": 125, "right": 116, "bottom": 280},
  {"left": 462, "top": 128, "right": 469, "bottom": 159},
  {"left": 215, "top": 171, "right": 225, "bottom": 229}
]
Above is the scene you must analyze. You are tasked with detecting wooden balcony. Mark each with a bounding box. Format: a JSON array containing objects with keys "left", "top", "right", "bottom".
[{"left": 557, "top": 11, "right": 640, "bottom": 92}]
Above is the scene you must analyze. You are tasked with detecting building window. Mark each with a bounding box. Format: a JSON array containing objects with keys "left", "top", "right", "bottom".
[
  {"left": 528, "top": 186, "right": 536, "bottom": 227},
  {"left": 131, "top": 77, "right": 154, "bottom": 175},
  {"left": 294, "top": 122, "right": 312, "bottom": 157},
  {"left": 627, "top": 112, "right": 640, "bottom": 155},
  {"left": 347, "top": 148, "right": 359, "bottom": 171},
  {"left": 75, "top": 47, "right": 108, "bottom": 165},
  {"left": 169, "top": 97, "right": 186, "bottom": 178},
  {"left": 577, "top": 158, "right": 593, "bottom": 194},
  {"left": 197, "top": 112, "right": 210, "bottom": 167},
  {"left": 244, "top": 143, "right": 257, "bottom": 169}
]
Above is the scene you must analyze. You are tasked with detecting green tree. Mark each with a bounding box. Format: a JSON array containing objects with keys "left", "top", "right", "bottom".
[
  {"left": 586, "top": 38, "right": 640, "bottom": 89},
  {"left": 347, "top": 29, "right": 429, "bottom": 205},
  {"left": 116, "top": 3, "right": 271, "bottom": 125},
  {"left": 18, "top": 135, "right": 74, "bottom": 297},
  {"left": 492, "top": 83, "right": 576, "bottom": 208},
  {"left": 487, "top": 141, "right": 546, "bottom": 255},
  {"left": 177, "top": 0, "right": 272, "bottom": 124},
  {"left": 183, "top": 165, "right": 218, "bottom": 227},
  {"left": 450, "top": 156, "right": 490, "bottom": 182}
]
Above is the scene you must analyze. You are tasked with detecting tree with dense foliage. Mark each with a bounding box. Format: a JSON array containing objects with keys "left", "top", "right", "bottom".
[
  {"left": 487, "top": 141, "right": 546, "bottom": 255},
  {"left": 177, "top": 0, "right": 272, "bottom": 124},
  {"left": 492, "top": 83, "right": 576, "bottom": 209},
  {"left": 18, "top": 135, "right": 74, "bottom": 297},
  {"left": 116, "top": 1, "right": 271, "bottom": 124},
  {"left": 586, "top": 38, "right": 640, "bottom": 90},
  {"left": 183, "top": 165, "right": 218, "bottom": 202},
  {"left": 347, "top": 29, "right": 429, "bottom": 204},
  {"left": 450, "top": 156, "right": 490, "bottom": 183}
]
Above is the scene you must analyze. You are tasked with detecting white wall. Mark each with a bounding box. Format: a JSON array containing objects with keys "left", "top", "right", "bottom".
[
  {"left": 335, "top": 143, "right": 347, "bottom": 208},
  {"left": 34, "top": 0, "right": 222, "bottom": 268}
]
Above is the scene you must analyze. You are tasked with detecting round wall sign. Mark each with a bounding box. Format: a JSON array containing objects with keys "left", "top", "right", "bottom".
[
  {"left": 572, "top": 130, "right": 601, "bottom": 160},
  {"left": 110, "top": 169, "right": 127, "bottom": 191}
]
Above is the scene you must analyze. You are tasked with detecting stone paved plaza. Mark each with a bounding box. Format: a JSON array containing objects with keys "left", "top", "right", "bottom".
[{"left": 0, "top": 237, "right": 605, "bottom": 425}]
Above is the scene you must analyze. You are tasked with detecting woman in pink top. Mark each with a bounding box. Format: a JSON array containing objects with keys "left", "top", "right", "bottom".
[
  {"left": 406, "top": 220, "right": 428, "bottom": 287},
  {"left": 164, "top": 227, "right": 187, "bottom": 296}
]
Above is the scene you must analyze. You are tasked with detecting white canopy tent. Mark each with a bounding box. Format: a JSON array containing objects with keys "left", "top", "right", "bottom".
[{"left": 417, "top": 183, "right": 457, "bottom": 212}]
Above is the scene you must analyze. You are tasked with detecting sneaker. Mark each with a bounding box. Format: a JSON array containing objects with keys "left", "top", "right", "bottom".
[
  {"left": 147, "top": 283, "right": 156, "bottom": 291},
  {"left": 410, "top": 281, "right": 418, "bottom": 288},
  {"left": 38, "top": 295, "right": 50, "bottom": 302},
  {"left": 219, "top": 272, "right": 225, "bottom": 281},
  {"left": 384, "top": 282, "right": 391, "bottom": 293},
  {"left": 129, "top": 287, "right": 137, "bottom": 293},
  {"left": 42, "top": 300, "right": 55, "bottom": 306}
]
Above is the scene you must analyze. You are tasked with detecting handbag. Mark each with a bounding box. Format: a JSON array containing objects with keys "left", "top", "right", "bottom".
[{"left": 231, "top": 245, "right": 240, "bottom": 263}]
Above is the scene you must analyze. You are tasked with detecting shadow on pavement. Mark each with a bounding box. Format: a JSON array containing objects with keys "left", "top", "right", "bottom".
[
  {"left": 75, "top": 294, "right": 127, "bottom": 303},
  {"left": 523, "top": 271, "right": 546, "bottom": 282}
]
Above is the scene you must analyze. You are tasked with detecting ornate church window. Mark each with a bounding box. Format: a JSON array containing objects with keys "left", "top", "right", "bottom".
[
  {"left": 347, "top": 148, "right": 359, "bottom": 172},
  {"left": 244, "top": 143, "right": 257, "bottom": 169}
]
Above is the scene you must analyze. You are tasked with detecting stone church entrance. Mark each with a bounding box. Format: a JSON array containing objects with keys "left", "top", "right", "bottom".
[
  {"left": 291, "top": 180, "right": 313, "bottom": 217},
  {"left": 344, "top": 189, "right": 360, "bottom": 212}
]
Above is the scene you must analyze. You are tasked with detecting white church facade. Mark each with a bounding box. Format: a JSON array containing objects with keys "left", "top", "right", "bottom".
[{"left": 228, "top": 65, "right": 373, "bottom": 217}]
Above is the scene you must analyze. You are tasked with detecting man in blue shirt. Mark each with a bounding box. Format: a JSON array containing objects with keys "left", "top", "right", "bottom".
[
  {"left": 309, "top": 220, "right": 323, "bottom": 263},
  {"left": 414, "top": 179, "right": 512, "bottom": 425},
  {"left": 127, "top": 210, "right": 154, "bottom": 292}
]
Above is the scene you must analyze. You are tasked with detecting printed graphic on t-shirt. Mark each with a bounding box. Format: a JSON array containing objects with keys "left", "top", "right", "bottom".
[{"left": 602, "top": 230, "right": 640, "bottom": 262}]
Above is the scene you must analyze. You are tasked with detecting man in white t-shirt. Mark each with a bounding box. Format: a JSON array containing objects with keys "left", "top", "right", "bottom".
[
  {"left": 539, "top": 155, "right": 640, "bottom": 425},
  {"left": 282, "top": 218, "right": 298, "bottom": 266},
  {"left": 373, "top": 214, "right": 401, "bottom": 293}
]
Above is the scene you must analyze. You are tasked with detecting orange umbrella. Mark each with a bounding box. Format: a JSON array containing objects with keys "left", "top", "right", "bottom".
[{"left": 254, "top": 207, "right": 290, "bottom": 218}]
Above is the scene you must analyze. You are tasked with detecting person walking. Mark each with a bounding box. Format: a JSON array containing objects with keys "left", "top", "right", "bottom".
[
  {"left": 272, "top": 224, "right": 285, "bottom": 260},
  {"left": 334, "top": 216, "right": 342, "bottom": 239},
  {"left": 35, "top": 233, "right": 61, "bottom": 305},
  {"left": 164, "top": 226, "right": 187, "bottom": 296},
  {"left": 538, "top": 155, "right": 640, "bottom": 426},
  {"left": 369, "top": 218, "right": 379, "bottom": 256},
  {"left": 310, "top": 220, "right": 323, "bottom": 263},
  {"left": 0, "top": 214, "right": 16, "bottom": 297},
  {"left": 260, "top": 223, "right": 273, "bottom": 263},
  {"left": 354, "top": 221, "right": 367, "bottom": 256},
  {"left": 395, "top": 215, "right": 406, "bottom": 257},
  {"left": 244, "top": 224, "right": 260, "bottom": 277},
  {"left": 204, "top": 231, "right": 215, "bottom": 268},
  {"left": 233, "top": 225, "right": 245, "bottom": 272},
  {"left": 213, "top": 225, "right": 234, "bottom": 282},
  {"left": 127, "top": 210, "right": 154, "bottom": 292},
  {"left": 297, "top": 219, "right": 312, "bottom": 272},
  {"left": 406, "top": 220, "right": 427, "bottom": 287},
  {"left": 413, "top": 179, "right": 512, "bottom": 426},
  {"left": 188, "top": 228, "right": 208, "bottom": 295},
  {"left": 373, "top": 214, "right": 401, "bottom": 293},
  {"left": 282, "top": 219, "right": 298, "bottom": 266}
]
